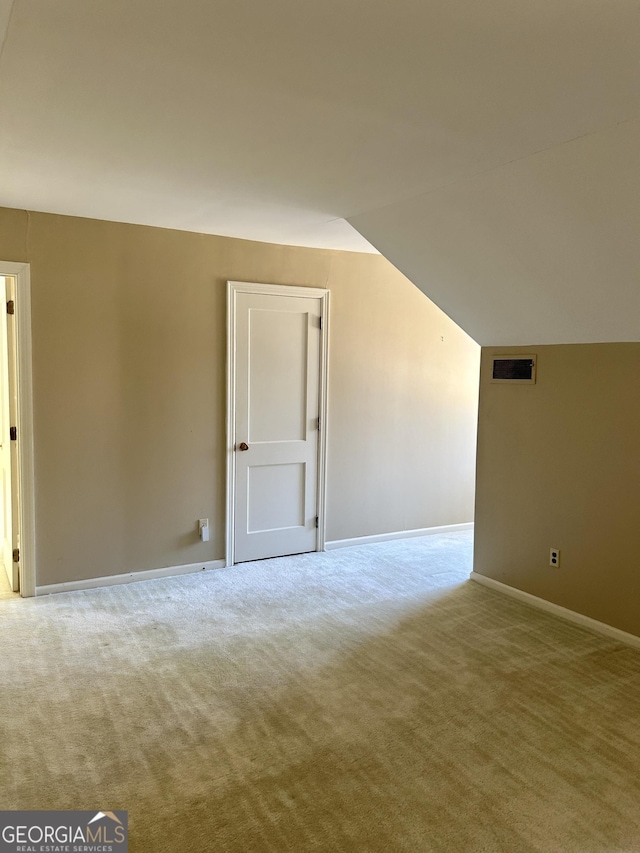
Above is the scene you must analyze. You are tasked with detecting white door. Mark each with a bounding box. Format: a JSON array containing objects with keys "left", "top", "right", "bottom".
[
  {"left": 232, "top": 288, "right": 323, "bottom": 563},
  {"left": 0, "top": 277, "right": 16, "bottom": 590}
]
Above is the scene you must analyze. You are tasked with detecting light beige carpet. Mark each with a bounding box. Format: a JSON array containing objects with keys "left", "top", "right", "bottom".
[{"left": 1, "top": 531, "right": 640, "bottom": 852}]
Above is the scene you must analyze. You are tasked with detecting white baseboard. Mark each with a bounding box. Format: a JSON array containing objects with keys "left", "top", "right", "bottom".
[
  {"left": 470, "top": 572, "right": 640, "bottom": 651},
  {"left": 325, "top": 522, "right": 474, "bottom": 551},
  {"left": 35, "top": 559, "right": 227, "bottom": 596}
]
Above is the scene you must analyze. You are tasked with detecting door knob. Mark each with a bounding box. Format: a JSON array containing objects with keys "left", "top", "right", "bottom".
[{"left": 237, "top": 442, "right": 249, "bottom": 451}]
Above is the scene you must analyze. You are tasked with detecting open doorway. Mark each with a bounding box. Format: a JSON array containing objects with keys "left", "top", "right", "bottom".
[
  {"left": 0, "top": 275, "right": 19, "bottom": 597},
  {"left": 0, "top": 262, "right": 35, "bottom": 598}
]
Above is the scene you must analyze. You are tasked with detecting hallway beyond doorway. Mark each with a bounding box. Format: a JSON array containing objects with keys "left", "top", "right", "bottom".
[{"left": 0, "top": 568, "right": 18, "bottom": 600}]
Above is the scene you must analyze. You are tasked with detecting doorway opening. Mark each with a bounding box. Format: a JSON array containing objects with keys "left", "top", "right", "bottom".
[
  {"left": 0, "top": 262, "right": 35, "bottom": 598},
  {"left": 226, "top": 281, "right": 329, "bottom": 566},
  {"left": 0, "top": 275, "right": 19, "bottom": 597}
]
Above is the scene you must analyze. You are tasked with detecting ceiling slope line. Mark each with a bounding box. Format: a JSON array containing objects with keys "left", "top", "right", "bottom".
[
  {"left": 0, "top": 0, "right": 16, "bottom": 71},
  {"left": 345, "top": 112, "right": 640, "bottom": 225}
]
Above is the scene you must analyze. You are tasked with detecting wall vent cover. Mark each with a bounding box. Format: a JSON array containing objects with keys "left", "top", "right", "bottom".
[{"left": 491, "top": 355, "right": 536, "bottom": 384}]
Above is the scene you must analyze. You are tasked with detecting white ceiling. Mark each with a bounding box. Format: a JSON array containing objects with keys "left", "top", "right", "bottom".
[{"left": 1, "top": 0, "right": 639, "bottom": 342}]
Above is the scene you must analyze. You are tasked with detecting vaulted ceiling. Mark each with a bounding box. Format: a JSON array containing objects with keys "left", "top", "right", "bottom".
[{"left": 1, "top": 0, "right": 638, "bottom": 344}]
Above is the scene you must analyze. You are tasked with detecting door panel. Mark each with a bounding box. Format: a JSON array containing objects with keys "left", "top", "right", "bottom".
[
  {"left": 249, "top": 310, "right": 308, "bottom": 442},
  {"left": 248, "top": 463, "right": 305, "bottom": 531},
  {"left": 234, "top": 291, "right": 321, "bottom": 563}
]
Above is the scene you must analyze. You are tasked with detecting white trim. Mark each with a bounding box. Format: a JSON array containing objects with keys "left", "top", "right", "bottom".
[
  {"left": 470, "top": 572, "right": 640, "bottom": 651},
  {"left": 325, "top": 522, "right": 474, "bottom": 550},
  {"left": 225, "top": 284, "right": 235, "bottom": 566},
  {"left": 36, "top": 559, "right": 226, "bottom": 596},
  {"left": 225, "top": 281, "right": 330, "bottom": 567},
  {"left": 0, "top": 261, "right": 36, "bottom": 597},
  {"left": 227, "top": 281, "right": 331, "bottom": 300},
  {"left": 316, "top": 289, "right": 330, "bottom": 552}
]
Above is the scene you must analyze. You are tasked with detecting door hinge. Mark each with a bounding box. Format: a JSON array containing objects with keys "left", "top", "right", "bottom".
[
  {"left": 9, "top": 426, "right": 17, "bottom": 441},
  {"left": 317, "top": 415, "right": 320, "bottom": 431},
  {"left": 6, "top": 300, "right": 14, "bottom": 315},
  {"left": 315, "top": 516, "right": 319, "bottom": 529},
  {"left": 12, "top": 548, "right": 19, "bottom": 563}
]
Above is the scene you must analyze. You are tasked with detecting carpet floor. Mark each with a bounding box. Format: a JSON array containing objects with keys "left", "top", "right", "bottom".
[{"left": 1, "top": 531, "right": 640, "bottom": 852}]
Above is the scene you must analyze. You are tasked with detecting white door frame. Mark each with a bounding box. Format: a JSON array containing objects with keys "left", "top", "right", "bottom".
[
  {"left": 0, "top": 261, "right": 36, "bottom": 597},
  {"left": 226, "top": 281, "right": 330, "bottom": 567}
]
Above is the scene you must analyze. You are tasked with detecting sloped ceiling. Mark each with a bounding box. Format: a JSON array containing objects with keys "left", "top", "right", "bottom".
[
  {"left": 350, "top": 118, "right": 640, "bottom": 345},
  {"left": 0, "top": 0, "right": 639, "bottom": 342}
]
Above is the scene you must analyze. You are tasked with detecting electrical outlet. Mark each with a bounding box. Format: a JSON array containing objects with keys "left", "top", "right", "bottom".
[
  {"left": 198, "top": 518, "right": 210, "bottom": 542},
  {"left": 550, "top": 548, "right": 560, "bottom": 567}
]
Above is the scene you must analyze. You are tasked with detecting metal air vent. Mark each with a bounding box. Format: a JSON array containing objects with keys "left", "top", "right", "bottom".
[{"left": 491, "top": 355, "right": 536, "bottom": 384}]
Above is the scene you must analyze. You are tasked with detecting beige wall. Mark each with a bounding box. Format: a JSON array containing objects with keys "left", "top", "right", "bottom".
[
  {"left": 0, "top": 207, "right": 479, "bottom": 586},
  {"left": 475, "top": 343, "right": 640, "bottom": 637}
]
